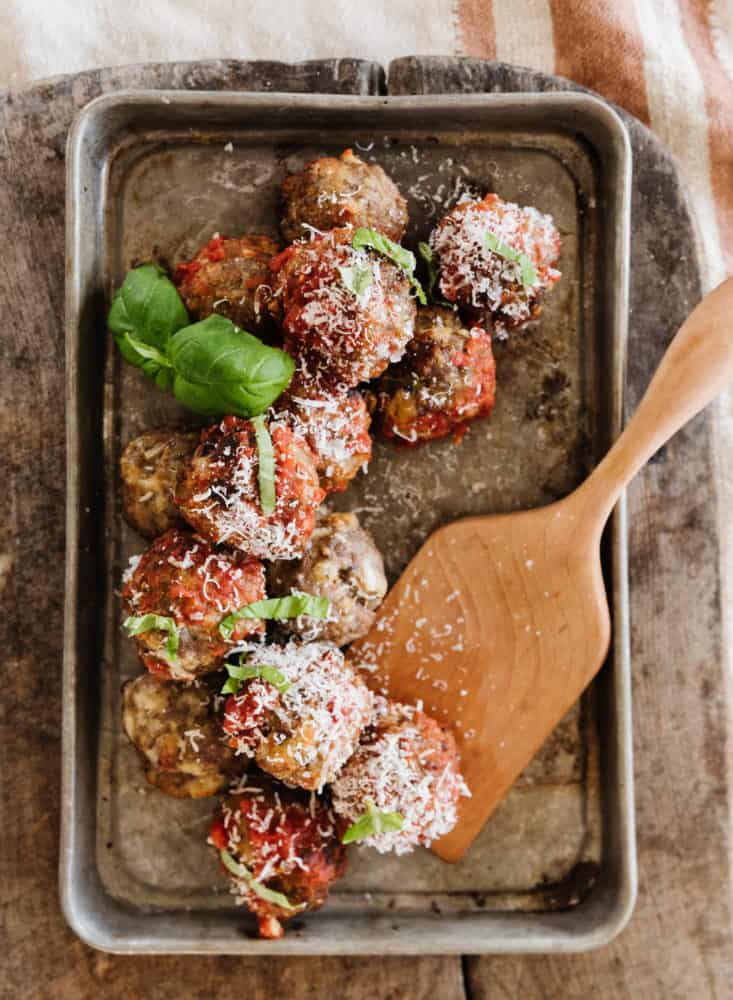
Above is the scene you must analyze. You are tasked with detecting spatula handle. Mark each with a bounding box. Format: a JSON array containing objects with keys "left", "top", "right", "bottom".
[{"left": 578, "top": 276, "right": 733, "bottom": 525}]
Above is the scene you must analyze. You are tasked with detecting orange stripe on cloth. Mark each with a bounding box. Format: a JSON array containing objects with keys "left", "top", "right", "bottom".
[
  {"left": 455, "top": 0, "right": 497, "bottom": 57},
  {"left": 548, "top": 0, "right": 651, "bottom": 125},
  {"left": 679, "top": 0, "right": 733, "bottom": 274}
]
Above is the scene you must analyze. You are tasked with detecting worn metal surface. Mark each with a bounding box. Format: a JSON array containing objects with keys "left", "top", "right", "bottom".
[
  {"left": 3, "top": 52, "right": 726, "bottom": 999},
  {"left": 62, "top": 89, "right": 631, "bottom": 953}
]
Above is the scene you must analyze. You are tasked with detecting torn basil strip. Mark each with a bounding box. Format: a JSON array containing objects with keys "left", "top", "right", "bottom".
[
  {"left": 351, "top": 227, "right": 427, "bottom": 305},
  {"left": 341, "top": 798, "right": 404, "bottom": 844},
  {"left": 219, "top": 593, "right": 330, "bottom": 640},
  {"left": 219, "top": 850, "right": 299, "bottom": 911},
  {"left": 484, "top": 231, "right": 538, "bottom": 288},
  {"left": 221, "top": 659, "right": 292, "bottom": 696},
  {"left": 123, "top": 613, "right": 180, "bottom": 662},
  {"left": 251, "top": 414, "right": 276, "bottom": 516}
]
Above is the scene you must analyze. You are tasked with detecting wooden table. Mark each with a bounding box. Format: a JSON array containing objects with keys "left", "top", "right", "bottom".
[{"left": 0, "top": 57, "right": 730, "bottom": 998}]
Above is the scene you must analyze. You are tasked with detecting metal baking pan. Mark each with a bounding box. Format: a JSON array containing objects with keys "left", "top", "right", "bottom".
[{"left": 62, "top": 90, "right": 634, "bottom": 954}]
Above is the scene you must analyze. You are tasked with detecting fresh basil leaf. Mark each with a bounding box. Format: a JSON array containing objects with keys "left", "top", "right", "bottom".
[
  {"left": 520, "top": 254, "right": 538, "bottom": 288},
  {"left": 416, "top": 244, "right": 455, "bottom": 309},
  {"left": 221, "top": 659, "right": 292, "bottom": 696},
  {"left": 167, "top": 315, "right": 295, "bottom": 417},
  {"left": 119, "top": 334, "right": 175, "bottom": 388},
  {"left": 123, "top": 613, "right": 180, "bottom": 663},
  {"left": 221, "top": 675, "right": 241, "bottom": 695},
  {"left": 378, "top": 812, "right": 405, "bottom": 834},
  {"left": 341, "top": 798, "right": 404, "bottom": 844},
  {"left": 219, "top": 849, "right": 299, "bottom": 912},
  {"left": 484, "top": 231, "right": 538, "bottom": 289},
  {"left": 109, "top": 264, "right": 189, "bottom": 374},
  {"left": 417, "top": 242, "right": 438, "bottom": 300},
  {"left": 251, "top": 414, "right": 276, "bottom": 516},
  {"left": 258, "top": 664, "right": 292, "bottom": 693},
  {"left": 338, "top": 264, "right": 374, "bottom": 298},
  {"left": 341, "top": 813, "right": 375, "bottom": 845},
  {"left": 219, "top": 593, "right": 331, "bottom": 639},
  {"left": 351, "top": 227, "right": 427, "bottom": 305}
]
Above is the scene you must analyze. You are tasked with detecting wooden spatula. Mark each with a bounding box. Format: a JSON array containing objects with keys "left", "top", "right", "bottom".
[{"left": 350, "top": 277, "right": 733, "bottom": 863}]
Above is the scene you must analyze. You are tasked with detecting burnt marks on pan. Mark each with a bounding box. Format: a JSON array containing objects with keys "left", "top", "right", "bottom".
[
  {"left": 524, "top": 368, "right": 572, "bottom": 422},
  {"left": 535, "top": 860, "right": 601, "bottom": 909}
]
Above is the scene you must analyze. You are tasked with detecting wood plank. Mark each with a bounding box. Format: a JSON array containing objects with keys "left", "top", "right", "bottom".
[
  {"left": 0, "top": 57, "right": 465, "bottom": 1000},
  {"left": 387, "top": 56, "right": 732, "bottom": 999}
]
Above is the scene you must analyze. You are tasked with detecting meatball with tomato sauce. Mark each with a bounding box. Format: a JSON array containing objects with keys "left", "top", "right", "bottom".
[
  {"left": 331, "top": 698, "right": 470, "bottom": 855},
  {"left": 176, "top": 416, "right": 324, "bottom": 560},
  {"left": 121, "top": 528, "right": 266, "bottom": 681},
  {"left": 268, "top": 511, "right": 387, "bottom": 646},
  {"left": 374, "top": 307, "right": 496, "bottom": 445},
  {"left": 174, "top": 234, "right": 280, "bottom": 333},
  {"left": 279, "top": 148, "right": 408, "bottom": 243},
  {"left": 122, "top": 673, "right": 237, "bottom": 798},
  {"left": 222, "top": 641, "right": 373, "bottom": 790},
  {"left": 429, "top": 193, "right": 561, "bottom": 334},
  {"left": 209, "top": 777, "right": 347, "bottom": 938},
  {"left": 269, "top": 228, "right": 416, "bottom": 391},
  {"left": 120, "top": 429, "right": 198, "bottom": 538},
  {"left": 274, "top": 385, "right": 372, "bottom": 493}
]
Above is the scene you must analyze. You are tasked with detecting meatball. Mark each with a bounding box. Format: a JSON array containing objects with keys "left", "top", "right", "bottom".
[
  {"left": 176, "top": 416, "right": 324, "bottom": 560},
  {"left": 330, "top": 698, "right": 470, "bottom": 855},
  {"left": 120, "top": 429, "right": 198, "bottom": 538},
  {"left": 279, "top": 148, "right": 408, "bottom": 243},
  {"left": 374, "top": 307, "right": 496, "bottom": 445},
  {"left": 121, "top": 528, "right": 266, "bottom": 681},
  {"left": 274, "top": 386, "right": 372, "bottom": 493},
  {"left": 268, "top": 511, "right": 387, "bottom": 646},
  {"left": 174, "top": 234, "right": 280, "bottom": 332},
  {"left": 429, "top": 193, "right": 561, "bottom": 333},
  {"left": 122, "top": 673, "right": 236, "bottom": 798},
  {"left": 222, "top": 641, "right": 373, "bottom": 790},
  {"left": 269, "top": 227, "right": 416, "bottom": 390},
  {"left": 209, "top": 777, "right": 347, "bottom": 938}
]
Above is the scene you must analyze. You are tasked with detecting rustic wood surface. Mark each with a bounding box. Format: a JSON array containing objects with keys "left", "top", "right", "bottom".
[
  {"left": 390, "top": 57, "right": 732, "bottom": 999},
  {"left": 0, "top": 54, "right": 730, "bottom": 998}
]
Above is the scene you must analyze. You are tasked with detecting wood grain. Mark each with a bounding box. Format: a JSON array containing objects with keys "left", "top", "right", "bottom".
[
  {"left": 352, "top": 498, "right": 612, "bottom": 862},
  {"left": 1, "top": 52, "right": 730, "bottom": 1000},
  {"left": 389, "top": 56, "right": 732, "bottom": 998},
  {"left": 0, "top": 57, "right": 463, "bottom": 1000},
  {"left": 357, "top": 277, "right": 733, "bottom": 861}
]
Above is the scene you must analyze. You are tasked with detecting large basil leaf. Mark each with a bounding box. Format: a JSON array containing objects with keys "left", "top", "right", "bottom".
[
  {"left": 168, "top": 315, "right": 295, "bottom": 417},
  {"left": 108, "top": 264, "right": 189, "bottom": 381}
]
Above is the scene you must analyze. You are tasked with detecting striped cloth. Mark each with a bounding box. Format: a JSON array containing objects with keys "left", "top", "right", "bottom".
[
  {"left": 455, "top": 0, "right": 732, "bottom": 289},
  {"left": 2, "top": 0, "right": 731, "bottom": 288},
  {"left": 3, "top": 1, "right": 732, "bottom": 662}
]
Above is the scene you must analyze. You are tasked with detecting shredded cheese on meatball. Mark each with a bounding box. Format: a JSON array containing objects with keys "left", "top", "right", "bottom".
[
  {"left": 223, "top": 641, "right": 373, "bottom": 790},
  {"left": 178, "top": 419, "right": 323, "bottom": 560},
  {"left": 331, "top": 698, "right": 470, "bottom": 854},
  {"left": 429, "top": 194, "right": 560, "bottom": 332}
]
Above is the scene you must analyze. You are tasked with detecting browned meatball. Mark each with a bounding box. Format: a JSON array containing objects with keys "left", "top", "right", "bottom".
[
  {"left": 269, "top": 228, "right": 416, "bottom": 390},
  {"left": 176, "top": 416, "right": 325, "bottom": 560},
  {"left": 122, "top": 673, "right": 237, "bottom": 798},
  {"left": 174, "top": 234, "right": 280, "bottom": 332},
  {"left": 120, "top": 429, "right": 198, "bottom": 538},
  {"left": 209, "top": 778, "right": 347, "bottom": 939},
  {"left": 331, "top": 697, "right": 470, "bottom": 855},
  {"left": 222, "top": 640, "right": 373, "bottom": 790},
  {"left": 268, "top": 511, "right": 387, "bottom": 646},
  {"left": 429, "top": 193, "right": 561, "bottom": 334},
  {"left": 121, "top": 528, "right": 266, "bottom": 681},
  {"left": 274, "top": 386, "right": 372, "bottom": 493},
  {"left": 280, "top": 148, "right": 408, "bottom": 243},
  {"left": 374, "top": 307, "right": 497, "bottom": 445}
]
